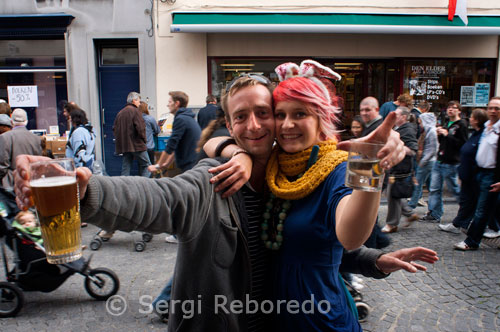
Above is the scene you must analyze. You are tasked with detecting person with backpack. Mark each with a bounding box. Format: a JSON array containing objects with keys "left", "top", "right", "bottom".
[{"left": 66, "top": 108, "right": 96, "bottom": 171}]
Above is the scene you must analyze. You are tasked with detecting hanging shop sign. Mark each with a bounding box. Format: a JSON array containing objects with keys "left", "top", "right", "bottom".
[{"left": 7, "top": 85, "right": 39, "bottom": 107}]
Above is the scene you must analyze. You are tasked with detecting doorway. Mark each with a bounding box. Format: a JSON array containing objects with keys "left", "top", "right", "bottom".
[{"left": 96, "top": 39, "right": 140, "bottom": 176}]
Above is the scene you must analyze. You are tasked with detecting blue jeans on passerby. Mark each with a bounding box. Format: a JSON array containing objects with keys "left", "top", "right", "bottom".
[
  {"left": 408, "top": 160, "right": 435, "bottom": 209},
  {"left": 152, "top": 277, "right": 173, "bottom": 316},
  {"left": 465, "top": 170, "right": 499, "bottom": 247},
  {"left": 451, "top": 178, "right": 479, "bottom": 229},
  {"left": 427, "top": 162, "right": 460, "bottom": 220},
  {"left": 121, "top": 151, "right": 151, "bottom": 177}
]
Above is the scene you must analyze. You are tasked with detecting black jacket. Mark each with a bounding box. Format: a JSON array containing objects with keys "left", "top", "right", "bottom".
[
  {"left": 437, "top": 119, "right": 468, "bottom": 165},
  {"left": 391, "top": 122, "right": 418, "bottom": 175}
]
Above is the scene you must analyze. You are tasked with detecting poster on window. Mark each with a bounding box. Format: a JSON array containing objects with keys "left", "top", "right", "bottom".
[
  {"left": 408, "top": 66, "right": 446, "bottom": 102},
  {"left": 7, "top": 85, "right": 39, "bottom": 107},
  {"left": 475, "top": 83, "right": 490, "bottom": 107},
  {"left": 460, "top": 86, "right": 475, "bottom": 107}
]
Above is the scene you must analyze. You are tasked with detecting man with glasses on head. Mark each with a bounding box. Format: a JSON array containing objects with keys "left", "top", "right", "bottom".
[
  {"left": 420, "top": 101, "right": 468, "bottom": 223},
  {"left": 14, "top": 75, "right": 436, "bottom": 331},
  {"left": 454, "top": 97, "right": 500, "bottom": 250}
]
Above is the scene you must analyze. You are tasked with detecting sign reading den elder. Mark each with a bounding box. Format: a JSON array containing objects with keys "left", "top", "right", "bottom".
[{"left": 7, "top": 85, "right": 39, "bottom": 107}]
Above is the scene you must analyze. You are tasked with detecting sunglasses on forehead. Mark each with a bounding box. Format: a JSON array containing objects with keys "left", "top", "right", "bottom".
[{"left": 225, "top": 74, "right": 272, "bottom": 93}]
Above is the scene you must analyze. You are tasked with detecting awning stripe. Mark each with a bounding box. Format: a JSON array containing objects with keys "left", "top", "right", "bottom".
[{"left": 170, "top": 13, "right": 500, "bottom": 34}]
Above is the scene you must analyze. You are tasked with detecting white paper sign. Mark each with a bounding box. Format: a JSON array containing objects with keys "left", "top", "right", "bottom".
[{"left": 7, "top": 85, "right": 39, "bottom": 107}]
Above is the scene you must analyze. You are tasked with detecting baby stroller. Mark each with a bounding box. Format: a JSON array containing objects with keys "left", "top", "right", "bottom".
[
  {"left": 0, "top": 188, "right": 120, "bottom": 318},
  {"left": 344, "top": 278, "right": 371, "bottom": 322}
]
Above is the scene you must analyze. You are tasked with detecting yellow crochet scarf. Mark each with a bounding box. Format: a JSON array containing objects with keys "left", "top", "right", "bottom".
[{"left": 266, "top": 140, "right": 348, "bottom": 200}]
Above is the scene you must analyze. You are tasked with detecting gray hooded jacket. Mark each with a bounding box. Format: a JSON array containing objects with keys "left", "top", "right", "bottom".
[{"left": 419, "top": 113, "right": 438, "bottom": 167}]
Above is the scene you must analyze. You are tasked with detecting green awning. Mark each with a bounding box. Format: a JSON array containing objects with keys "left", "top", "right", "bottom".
[{"left": 170, "top": 12, "right": 500, "bottom": 34}]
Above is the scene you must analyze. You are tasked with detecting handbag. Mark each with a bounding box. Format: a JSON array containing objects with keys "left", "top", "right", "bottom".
[{"left": 390, "top": 175, "right": 414, "bottom": 199}]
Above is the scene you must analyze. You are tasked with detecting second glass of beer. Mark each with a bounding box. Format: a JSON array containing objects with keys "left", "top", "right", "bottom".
[
  {"left": 345, "top": 141, "right": 386, "bottom": 192},
  {"left": 30, "top": 158, "right": 82, "bottom": 264}
]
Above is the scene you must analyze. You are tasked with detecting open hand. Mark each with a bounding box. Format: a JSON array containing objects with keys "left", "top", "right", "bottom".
[
  {"left": 337, "top": 112, "right": 405, "bottom": 170},
  {"left": 376, "top": 246, "right": 439, "bottom": 274}
]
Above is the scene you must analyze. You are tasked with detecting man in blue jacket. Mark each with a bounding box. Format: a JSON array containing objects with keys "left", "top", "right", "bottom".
[{"left": 148, "top": 91, "right": 201, "bottom": 173}]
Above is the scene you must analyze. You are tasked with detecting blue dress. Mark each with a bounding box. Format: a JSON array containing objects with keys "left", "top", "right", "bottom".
[{"left": 273, "top": 162, "right": 359, "bottom": 331}]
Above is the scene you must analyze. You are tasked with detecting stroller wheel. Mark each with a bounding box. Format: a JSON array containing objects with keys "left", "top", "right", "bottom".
[
  {"left": 356, "top": 302, "right": 371, "bottom": 322},
  {"left": 135, "top": 242, "right": 145, "bottom": 252},
  {"left": 90, "top": 239, "right": 102, "bottom": 251},
  {"left": 85, "top": 268, "right": 120, "bottom": 301},
  {"left": 142, "top": 233, "right": 153, "bottom": 242},
  {"left": 0, "top": 282, "right": 24, "bottom": 318}
]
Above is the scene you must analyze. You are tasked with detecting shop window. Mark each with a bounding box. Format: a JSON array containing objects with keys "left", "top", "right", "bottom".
[
  {"left": 0, "top": 39, "right": 68, "bottom": 134},
  {"left": 0, "top": 72, "right": 68, "bottom": 133},
  {"left": 403, "top": 59, "right": 495, "bottom": 117}
]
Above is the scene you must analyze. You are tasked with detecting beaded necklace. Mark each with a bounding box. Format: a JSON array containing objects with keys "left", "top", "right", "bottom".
[
  {"left": 261, "top": 194, "right": 291, "bottom": 250},
  {"left": 261, "top": 145, "right": 322, "bottom": 250}
]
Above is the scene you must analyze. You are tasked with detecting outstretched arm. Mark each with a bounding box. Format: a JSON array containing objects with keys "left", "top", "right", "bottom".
[{"left": 341, "top": 246, "right": 438, "bottom": 277}]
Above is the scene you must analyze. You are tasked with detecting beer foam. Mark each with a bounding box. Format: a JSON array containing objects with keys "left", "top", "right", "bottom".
[{"left": 30, "top": 176, "right": 76, "bottom": 187}]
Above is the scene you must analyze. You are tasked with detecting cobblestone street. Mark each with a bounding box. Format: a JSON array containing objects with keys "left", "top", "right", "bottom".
[{"left": 1, "top": 200, "right": 499, "bottom": 331}]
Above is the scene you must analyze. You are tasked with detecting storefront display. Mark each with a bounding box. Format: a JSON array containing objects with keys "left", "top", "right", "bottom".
[
  {"left": 0, "top": 39, "right": 69, "bottom": 134},
  {"left": 403, "top": 59, "right": 495, "bottom": 113}
]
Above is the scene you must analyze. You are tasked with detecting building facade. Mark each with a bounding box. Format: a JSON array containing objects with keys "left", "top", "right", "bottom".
[
  {"left": 156, "top": 0, "right": 500, "bottom": 126},
  {"left": 0, "top": 0, "right": 157, "bottom": 175}
]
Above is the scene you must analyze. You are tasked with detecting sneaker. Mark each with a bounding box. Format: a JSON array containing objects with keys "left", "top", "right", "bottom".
[
  {"left": 483, "top": 229, "right": 500, "bottom": 239},
  {"left": 351, "top": 281, "right": 364, "bottom": 291},
  {"left": 417, "top": 199, "right": 427, "bottom": 207},
  {"left": 352, "top": 275, "right": 363, "bottom": 284},
  {"left": 420, "top": 213, "right": 440, "bottom": 223},
  {"left": 98, "top": 230, "right": 114, "bottom": 239},
  {"left": 438, "top": 223, "right": 460, "bottom": 234},
  {"left": 453, "top": 241, "right": 478, "bottom": 251},
  {"left": 381, "top": 225, "right": 398, "bottom": 233},
  {"left": 165, "top": 235, "right": 178, "bottom": 244},
  {"left": 482, "top": 237, "right": 500, "bottom": 249}
]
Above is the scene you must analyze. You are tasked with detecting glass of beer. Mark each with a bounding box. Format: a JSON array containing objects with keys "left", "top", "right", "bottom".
[
  {"left": 29, "top": 159, "right": 82, "bottom": 264},
  {"left": 345, "top": 141, "right": 385, "bottom": 192}
]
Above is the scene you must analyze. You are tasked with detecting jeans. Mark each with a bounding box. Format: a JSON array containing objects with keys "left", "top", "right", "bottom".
[
  {"left": 451, "top": 178, "right": 478, "bottom": 229},
  {"left": 147, "top": 149, "right": 155, "bottom": 165},
  {"left": 121, "top": 151, "right": 151, "bottom": 177},
  {"left": 427, "top": 162, "right": 460, "bottom": 220},
  {"left": 152, "top": 277, "right": 173, "bottom": 316},
  {"left": 408, "top": 160, "right": 435, "bottom": 209},
  {"left": 465, "top": 170, "right": 499, "bottom": 247}
]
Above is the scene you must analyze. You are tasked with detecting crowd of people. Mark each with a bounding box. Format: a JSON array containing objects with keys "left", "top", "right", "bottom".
[
  {"left": 3, "top": 58, "right": 498, "bottom": 331},
  {"left": 349, "top": 94, "right": 500, "bottom": 252}
]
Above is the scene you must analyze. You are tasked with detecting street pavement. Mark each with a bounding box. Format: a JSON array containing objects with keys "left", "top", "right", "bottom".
[{"left": 1, "top": 199, "right": 499, "bottom": 331}]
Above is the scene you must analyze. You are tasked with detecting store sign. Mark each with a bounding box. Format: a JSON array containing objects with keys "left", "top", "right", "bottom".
[
  {"left": 475, "top": 83, "right": 490, "bottom": 106},
  {"left": 460, "top": 86, "right": 475, "bottom": 107},
  {"left": 409, "top": 66, "right": 446, "bottom": 101},
  {"left": 7, "top": 85, "right": 39, "bottom": 107}
]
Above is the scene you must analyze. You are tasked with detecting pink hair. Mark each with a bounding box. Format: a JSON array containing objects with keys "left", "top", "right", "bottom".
[{"left": 273, "top": 76, "right": 341, "bottom": 140}]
